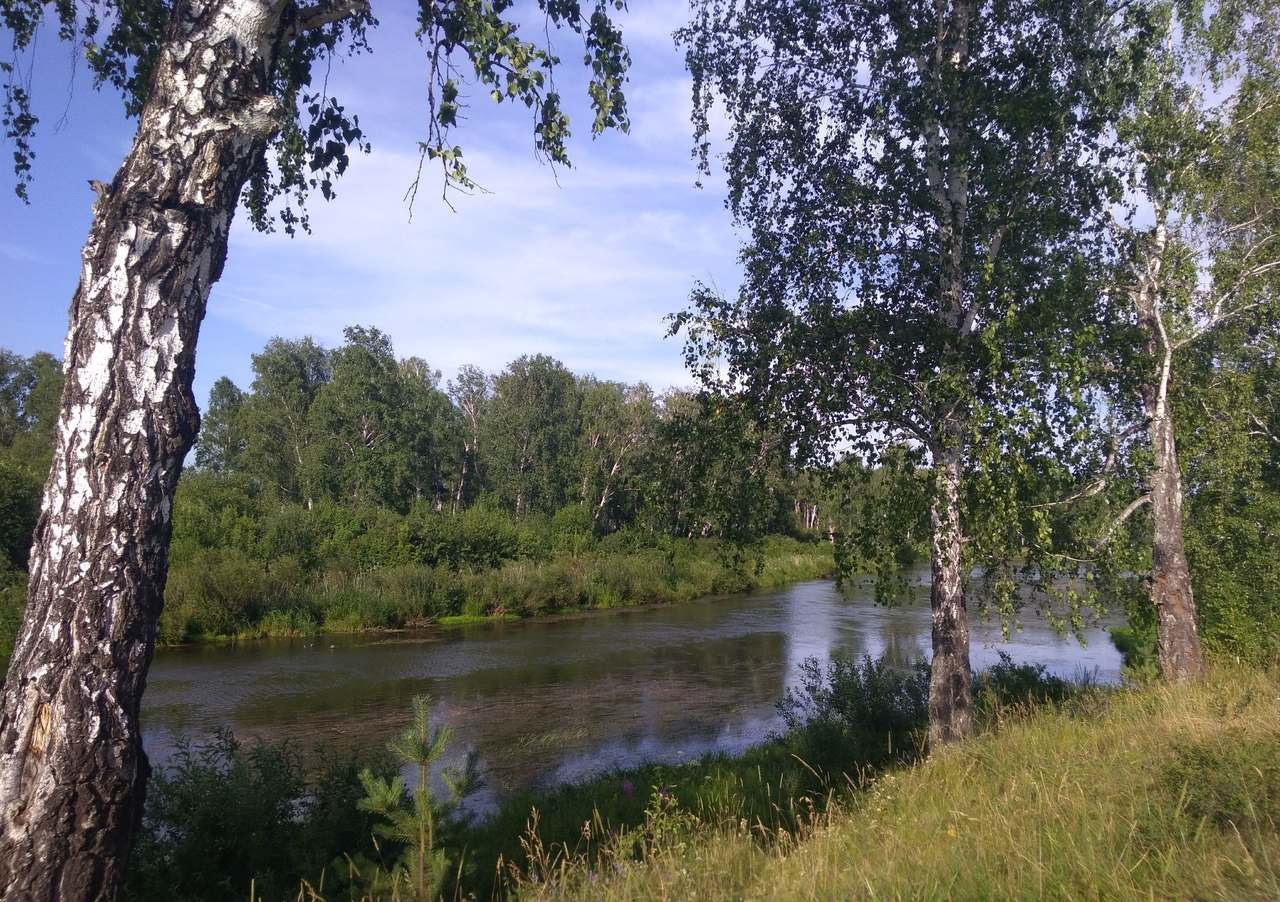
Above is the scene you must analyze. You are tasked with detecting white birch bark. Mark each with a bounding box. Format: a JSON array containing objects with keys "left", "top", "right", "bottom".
[{"left": 0, "top": 2, "right": 353, "bottom": 897}]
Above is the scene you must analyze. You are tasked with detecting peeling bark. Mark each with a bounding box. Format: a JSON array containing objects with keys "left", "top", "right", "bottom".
[
  {"left": 1146, "top": 409, "right": 1206, "bottom": 682},
  {"left": 0, "top": 2, "right": 301, "bottom": 898}
]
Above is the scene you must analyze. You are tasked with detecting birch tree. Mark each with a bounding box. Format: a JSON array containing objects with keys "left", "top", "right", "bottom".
[
  {"left": 676, "top": 0, "right": 1119, "bottom": 745},
  {"left": 1101, "top": 0, "right": 1280, "bottom": 681},
  {"left": 0, "top": 1, "right": 630, "bottom": 898}
]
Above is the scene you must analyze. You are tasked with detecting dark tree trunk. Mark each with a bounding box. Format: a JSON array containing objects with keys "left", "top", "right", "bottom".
[
  {"left": 1146, "top": 400, "right": 1207, "bottom": 682},
  {"left": 0, "top": 2, "right": 292, "bottom": 898},
  {"left": 928, "top": 453, "right": 974, "bottom": 747}
]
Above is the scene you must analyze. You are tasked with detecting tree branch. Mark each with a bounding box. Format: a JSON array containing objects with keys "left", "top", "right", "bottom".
[
  {"left": 284, "top": 0, "right": 371, "bottom": 44},
  {"left": 1092, "top": 493, "right": 1151, "bottom": 550}
]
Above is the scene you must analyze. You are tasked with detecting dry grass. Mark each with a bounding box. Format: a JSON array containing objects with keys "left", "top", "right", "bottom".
[{"left": 509, "top": 668, "right": 1280, "bottom": 901}]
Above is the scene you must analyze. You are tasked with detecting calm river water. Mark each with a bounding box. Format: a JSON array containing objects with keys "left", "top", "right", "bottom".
[{"left": 141, "top": 577, "right": 1122, "bottom": 809}]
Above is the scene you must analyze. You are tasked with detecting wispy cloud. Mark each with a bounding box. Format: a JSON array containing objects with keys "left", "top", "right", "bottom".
[{"left": 2, "top": 0, "right": 742, "bottom": 405}]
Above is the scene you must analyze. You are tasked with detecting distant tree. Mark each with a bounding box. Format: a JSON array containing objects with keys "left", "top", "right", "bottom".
[
  {"left": 239, "top": 336, "right": 331, "bottom": 505},
  {"left": 0, "top": 350, "right": 62, "bottom": 470},
  {"left": 193, "top": 377, "right": 248, "bottom": 475},
  {"left": 578, "top": 379, "right": 656, "bottom": 530},
  {"left": 399, "top": 357, "right": 462, "bottom": 512},
  {"left": 640, "top": 389, "right": 792, "bottom": 541},
  {"left": 677, "top": 0, "right": 1120, "bottom": 744},
  {"left": 482, "top": 355, "right": 582, "bottom": 519},
  {"left": 309, "top": 326, "right": 409, "bottom": 508},
  {"left": 0, "top": 350, "right": 62, "bottom": 573},
  {"left": 447, "top": 364, "right": 492, "bottom": 513}
]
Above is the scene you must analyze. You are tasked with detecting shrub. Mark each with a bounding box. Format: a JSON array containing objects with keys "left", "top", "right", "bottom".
[
  {"left": 125, "top": 731, "right": 390, "bottom": 902},
  {"left": 973, "top": 649, "right": 1074, "bottom": 717},
  {"left": 777, "top": 655, "right": 931, "bottom": 771},
  {"left": 457, "top": 505, "right": 520, "bottom": 568}
]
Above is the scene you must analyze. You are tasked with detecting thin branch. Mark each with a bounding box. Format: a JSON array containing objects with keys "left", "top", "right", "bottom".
[{"left": 1092, "top": 493, "right": 1151, "bottom": 550}]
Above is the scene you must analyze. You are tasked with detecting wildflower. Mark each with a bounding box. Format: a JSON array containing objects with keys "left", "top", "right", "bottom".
[{"left": 622, "top": 778, "right": 635, "bottom": 797}]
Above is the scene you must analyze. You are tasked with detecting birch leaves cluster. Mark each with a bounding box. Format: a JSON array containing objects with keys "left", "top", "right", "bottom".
[{"left": 675, "top": 0, "right": 1280, "bottom": 707}]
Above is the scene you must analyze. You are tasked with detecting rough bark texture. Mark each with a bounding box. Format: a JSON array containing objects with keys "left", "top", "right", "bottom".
[
  {"left": 928, "top": 454, "right": 975, "bottom": 747},
  {"left": 917, "top": 0, "right": 977, "bottom": 747},
  {"left": 0, "top": 2, "right": 292, "bottom": 898},
  {"left": 1133, "top": 223, "right": 1207, "bottom": 684},
  {"left": 1146, "top": 410, "right": 1206, "bottom": 682}
]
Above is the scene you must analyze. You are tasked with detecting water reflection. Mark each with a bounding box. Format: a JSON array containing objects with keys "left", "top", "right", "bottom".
[{"left": 142, "top": 578, "right": 1121, "bottom": 806}]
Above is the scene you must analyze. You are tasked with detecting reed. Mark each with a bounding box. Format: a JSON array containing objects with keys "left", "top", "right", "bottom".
[{"left": 155, "top": 537, "right": 835, "bottom": 644}]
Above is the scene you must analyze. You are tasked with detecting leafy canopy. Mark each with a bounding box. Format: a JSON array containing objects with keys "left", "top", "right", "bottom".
[
  {"left": 672, "top": 0, "right": 1128, "bottom": 619},
  {"left": 1, "top": 0, "right": 630, "bottom": 226}
]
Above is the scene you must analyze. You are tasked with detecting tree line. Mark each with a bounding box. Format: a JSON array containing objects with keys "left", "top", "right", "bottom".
[
  {"left": 1, "top": 337, "right": 848, "bottom": 646},
  {"left": 191, "top": 326, "right": 805, "bottom": 537}
]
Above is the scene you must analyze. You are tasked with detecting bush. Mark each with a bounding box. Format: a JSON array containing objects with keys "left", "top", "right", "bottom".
[
  {"left": 125, "top": 731, "right": 391, "bottom": 902},
  {"left": 973, "top": 649, "right": 1074, "bottom": 717},
  {"left": 777, "top": 655, "right": 931, "bottom": 771},
  {"left": 457, "top": 505, "right": 520, "bottom": 568},
  {"left": 550, "top": 503, "right": 596, "bottom": 554}
]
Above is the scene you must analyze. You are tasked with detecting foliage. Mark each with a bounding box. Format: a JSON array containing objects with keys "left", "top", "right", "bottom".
[
  {"left": 1079, "top": 0, "right": 1280, "bottom": 677},
  {"left": 124, "top": 730, "right": 392, "bottom": 902},
  {"left": 777, "top": 656, "right": 931, "bottom": 771},
  {"left": 971, "top": 650, "right": 1074, "bottom": 715},
  {"left": 353, "top": 695, "right": 481, "bottom": 902},
  {"left": 3, "top": 0, "right": 630, "bottom": 222},
  {"left": 673, "top": 0, "right": 1125, "bottom": 743},
  {"left": 0, "top": 349, "right": 61, "bottom": 575},
  {"left": 1173, "top": 328, "right": 1280, "bottom": 665}
]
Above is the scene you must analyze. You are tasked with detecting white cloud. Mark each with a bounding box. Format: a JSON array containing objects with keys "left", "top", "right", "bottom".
[{"left": 2, "top": 0, "right": 743, "bottom": 406}]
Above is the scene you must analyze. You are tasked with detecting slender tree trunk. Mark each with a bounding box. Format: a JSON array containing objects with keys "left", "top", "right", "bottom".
[
  {"left": 0, "top": 3, "right": 291, "bottom": 897},
  {"left": 928, "top": 451, "right": 974, "bottom": 747},
  {"left": 1133, "top": 221, "right": 1207, "bottom": 683},
  {"left": 1146, "top": 407, "right": 1206, "bottom": 681}
]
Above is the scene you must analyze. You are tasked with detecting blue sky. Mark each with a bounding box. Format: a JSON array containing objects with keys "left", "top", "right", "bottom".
[{"left": 0, "top": 1, "right": 741, "bottom": 407}]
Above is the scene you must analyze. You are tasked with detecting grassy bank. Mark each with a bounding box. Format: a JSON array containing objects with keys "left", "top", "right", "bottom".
[
  {"left": 509, "top": 667, "right": 1280, "bottom": 902},
  {"left": 156, "top": 535, "right": 834, "bottom": 645},
  {"left": 118, "top": 652, "right": 1280, "bottom": 901}
]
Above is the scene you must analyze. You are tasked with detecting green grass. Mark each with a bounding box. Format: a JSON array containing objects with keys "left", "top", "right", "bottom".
[
  {"left": 118, "top": 658, "right": 1280, "bottom": 902},
  {"left": 504, "top": 667, "right": 1280, "bottom": 901},
  {"left": 155, "top": 537, "right": 835, "bottom": 644}
]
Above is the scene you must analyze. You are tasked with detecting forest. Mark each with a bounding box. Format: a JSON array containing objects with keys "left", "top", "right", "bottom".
[{"left": 0, "top": 336, "right": 837, "bottom": 651}]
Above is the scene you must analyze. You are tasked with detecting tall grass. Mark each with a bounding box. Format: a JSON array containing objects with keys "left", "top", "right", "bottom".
[
  {"left": 508, "top": 667, "right": 1280, "bottom": 901},
  {"left": 157, "top": 537, "right": 834, "bottom": 644}
]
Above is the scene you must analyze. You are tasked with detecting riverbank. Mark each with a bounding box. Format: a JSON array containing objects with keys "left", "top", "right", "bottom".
[
  {"left": 507, "top": 666, "right": 1280, "bottom": 902},
  {"left": 155, "top": 534, "right": 834, "bottom": 645},
  {"left": 123, "top": 659, "right": 1280, "bottom": 901}
]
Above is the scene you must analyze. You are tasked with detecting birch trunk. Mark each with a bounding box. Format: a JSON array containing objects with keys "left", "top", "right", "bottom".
[
  {"left": 1133, "top": 222, "right": 1207, "bottom": 683},
  {"left": 1146, "top": 405, "right": 1206, "bottom": 681},
  {"left": 928, "top": 452, "right": 974, "bottom": 746},
  {"left": 0, "top": 2, "right": 294, "bottom": 897}
]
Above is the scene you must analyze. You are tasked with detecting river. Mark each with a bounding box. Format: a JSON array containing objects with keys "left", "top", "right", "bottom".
[{"left": 141, "top": 577, "right": 1122, "bottom": 809}]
